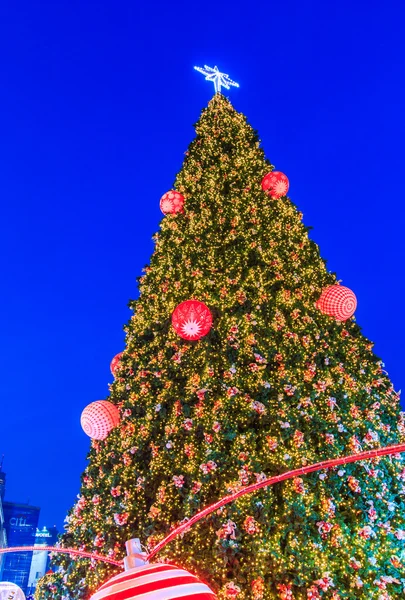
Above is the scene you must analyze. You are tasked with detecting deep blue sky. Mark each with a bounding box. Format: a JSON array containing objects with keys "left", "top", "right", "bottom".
[{"left": 0, "top": 0, "right": 404, "bottom": 530}]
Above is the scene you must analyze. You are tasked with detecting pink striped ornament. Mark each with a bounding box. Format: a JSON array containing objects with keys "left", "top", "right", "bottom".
[
  {"left": 90, "top": 563, "right": 216, "bottom": 600},
  {"left": 81, "top": 401, "right": 120, "bottom": 440},
  {"left": 316, "top": 285, "right": 357, "bottom": 321}
]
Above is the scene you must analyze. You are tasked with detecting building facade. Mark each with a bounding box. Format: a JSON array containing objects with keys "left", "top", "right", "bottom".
[
  {"left": 26, "top": 526, "right": 59, "bottom": 596},
  {"left": 0, "top": 497, "right": 6, "bottom": 580},
  {"left": 2, "top": 502, "right": 40, "bottom": 593},
  {"left": 0, "top": 466, "right": 6, "bottom": 580}
]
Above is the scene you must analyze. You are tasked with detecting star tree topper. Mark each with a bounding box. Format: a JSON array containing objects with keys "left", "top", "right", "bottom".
[{"left": 194, "top": 65, "right": 239, "bottom": 94}]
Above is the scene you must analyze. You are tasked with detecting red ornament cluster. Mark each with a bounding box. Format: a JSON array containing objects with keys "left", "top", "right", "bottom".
[
  {"left": 172, "top": 300, "right": 213, "bottom": 341},
  {"left": 261, "top": 171, "right": 289, "bottom": 199},
  {"left": 90, "top": 563, "right": 216, "bottom": 600},
  {"left": 160, "top": 190, "right": 185, "bottom": 215},
  {"left": 80, "top": 401, "right": 120, "bottom": 441},
  {"left": 316, "top": 285, "right": 357, "bottom": 321},
  {"left": 110, "top": 352, "right": 124, "bottom": 377}
]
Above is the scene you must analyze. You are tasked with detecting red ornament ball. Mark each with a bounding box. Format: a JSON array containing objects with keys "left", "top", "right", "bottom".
[
  {"left": 110, "top": 352, "right": 124, "bottom": 377},
  {"left": 172, "top": 300, "right": 213, "bottom": 341},
  {"left": 261, "top": 171, "right": 289, "bottom": 198},
  {"left": 90, "top": 563, "right": 216, "bottom": 600},
  {"left": 316, "top": 285, "right": 357, "bottom": 321},
  {"left": 80, "top": 401, "right": 120, "bottom": 440},
  {"left": 160, "top": 191, "right": 185, "bottom": 215}
]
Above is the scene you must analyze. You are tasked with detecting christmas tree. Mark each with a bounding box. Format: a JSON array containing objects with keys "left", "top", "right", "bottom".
[{"left": 37, "top": 91, "right": 405, "bottom": 600}]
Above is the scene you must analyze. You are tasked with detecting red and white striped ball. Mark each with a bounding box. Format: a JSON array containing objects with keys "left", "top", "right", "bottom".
[
  {"left": 90, "top": 563, "right": 217, "bottom": 600},
  {"left": 172, "top": 300, "right": 213, "bottom": 341},
  {"left": 261, "top": 171, "right": 289, "bottom": 198},
  {"left": 81, "top": 401, "right": 120, "bottom": 440},
  {"left": 110, "top": 352, "right": 124, "bottom": 377},
  {"left": 160, "top": 191, "right": 185, "bottom": 215},
  {"left": 316, "top": 285, "right": 357, "bottom": 321}
]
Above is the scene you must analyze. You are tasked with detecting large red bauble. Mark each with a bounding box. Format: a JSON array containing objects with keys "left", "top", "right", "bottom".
[
  {"left": 110, "top": 352, "right": 124, "bottom": 377},
  {"left": 160, "top": 191, "right": 185, "bottom": 215},
  {"left": 261, "top": 171, "right": 289, "bottom": 198},
  {"left": 80, "top": 401, "right": 120, "bottom": 440},
  {"left": 172, "top": 300, "right": 212, "bottom": 341},
  {"left": 316, "top": 285, "right": 357, "bottom": 321},
  {"left": 90, "top": 563, "right": 216, "bottom": 600}
]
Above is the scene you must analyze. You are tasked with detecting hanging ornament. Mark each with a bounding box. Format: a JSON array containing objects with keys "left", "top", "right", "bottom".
[
  {"left": 110, "top": 352, "right": 124, "bottom": 377},
  {"left": 90, "top": 563, "right": 217, "bottom": 600},
  {"left": 81, "top": 401, "right": 120, "bottom": 440},
  {"left": 160, "top": 191, "right": 185, "bottom": 215},
  {"left": 316, "top": 285, "right": 357, "bottom": 321},
  {"left": 172, "top": 300, "right": 213, "bottom": 341},
  {"left": 261, "top": 171, "right": 289, "bottom": 198}
]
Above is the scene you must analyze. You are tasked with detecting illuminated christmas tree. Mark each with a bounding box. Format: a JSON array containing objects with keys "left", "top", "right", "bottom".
[{"left": 37, "top": 88, "right": 405, "bottom": 600}]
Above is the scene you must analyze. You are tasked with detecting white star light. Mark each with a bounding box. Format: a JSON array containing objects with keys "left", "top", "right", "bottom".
[
  {"left": 181, "top": 319, "right": 202, "bottom": 338},
  {"left": 194, "top": 65, "right": 239, "bottom": 94}
]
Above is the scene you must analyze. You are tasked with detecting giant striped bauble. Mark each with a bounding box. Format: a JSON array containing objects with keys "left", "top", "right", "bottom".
[
  {"left": 160, "top": 191, "right": 185, "bottom": 215},
  {"left": 81, "top": 401, "right": 120, "bottom": 440},
  {"left": 90, "top": 563, "right": 217, "bottom": 600},
  {"left": 261, "top": 171, "right": 289, "bottom": 199},
  {"left": 172, "top": 300, "right": 213, "bottom": 341},
  {"left": 316, "top": 285, "right": 357, "bottom": 321}
]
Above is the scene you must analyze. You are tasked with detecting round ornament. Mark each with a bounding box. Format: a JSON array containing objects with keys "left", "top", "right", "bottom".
[
  {"left": 172, "top": 300, "right": 212, "bottom": 341},
  {"left": 316, "top": 285, "right": 357, "bottom": 321},
  {"left": 160, "top": 191, "right": 185, "bottom": 215},
  {"left": 90, "top": 563, "right": 216, "bottom": 600},
  {"left": 261, "top": 171, "right": 289, "bottom": 198},
  {"left": 110, "top": 352, "right": 124, "bottom": 377},
  {"left": 81, "top": 401, "right": 120, "bottom": 440},
  {"left": 0, "top": 582, "right": 26, "bottom": 600}
]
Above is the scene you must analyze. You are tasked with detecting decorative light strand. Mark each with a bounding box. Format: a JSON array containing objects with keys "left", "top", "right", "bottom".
[
  {"left": 0, "top": 545, "right": 123, "bottom": 567},
  {"left": 147, "top": 442, "right": 405, "bottom": 561},
  {"left": 5, "top": 444, "right": 404, "bottom": 573}
]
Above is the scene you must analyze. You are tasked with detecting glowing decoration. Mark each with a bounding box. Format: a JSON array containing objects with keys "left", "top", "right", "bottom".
[
  {"left": 194, "top": 65, "right": 239, "bottom": 94},
  {"left": 0, "top": 582, "right": 26, "bottom": 600},
  {"left": 90, "top": 563, "right": 217, "bottom": 600},
  {"left": 110, "top": 352, "right": 124, "bottom": 377},
  {"left": 147, "top": 442, "right": 405, "bottom": 561},
  {"left": 0, "top": 546, "right": 122, "bottom": 567},
  {"left": 160, "top": 191, "right": 185, "bottom": 215},
  {"left": 261, "top": 171, "right": 289, "bottom": 198},
  {"left": 172, "top": 300, "right": 213, "bottom": 340},
  {"left": 81, "top": 401, "right": 120, "bottom": 440},
  {"left": 316, "top": 285, "right": 357, "bottom": 321}
]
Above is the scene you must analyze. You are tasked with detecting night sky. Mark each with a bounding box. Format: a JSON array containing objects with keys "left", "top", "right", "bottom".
[{"left": 0, "top": 0, "right": 404, "bottom": 531}]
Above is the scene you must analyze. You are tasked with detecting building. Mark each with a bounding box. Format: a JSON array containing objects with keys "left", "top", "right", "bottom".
[
  {"left": 2, "top": 501, "right": 40, "bottom": 593},
  {"left": 0, "top": 498, "right": 6, "bottom": 580},
  {"left": 0, "top": 463, "right": 6, "bottom": 579},
  {"left": 26, "top": 526, "right": 59, "bottom": 595}
]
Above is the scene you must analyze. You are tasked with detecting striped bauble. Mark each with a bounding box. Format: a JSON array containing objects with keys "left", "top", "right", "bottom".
[
  {"left": 90, "top": 563, "right": 216, "bottom": 600},
  {"left": 80, "top": 401, "right": 120, "bottom": 440},
  {"left": 316, "top": 285, "right": 357, "bottom": 321}
]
